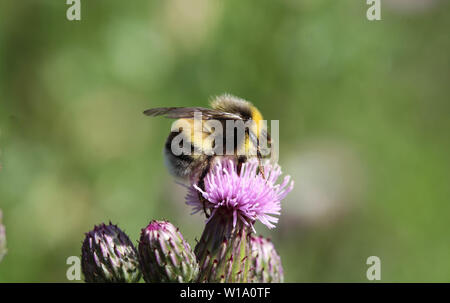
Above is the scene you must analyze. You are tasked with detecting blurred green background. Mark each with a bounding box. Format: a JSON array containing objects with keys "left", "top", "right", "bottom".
[{"left": 0, "top": 0, "right": 449, "bottom": 282}]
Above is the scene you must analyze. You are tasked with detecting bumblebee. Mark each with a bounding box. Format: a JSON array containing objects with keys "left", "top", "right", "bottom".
[{"left": 144, "top": 94, "right": 273, "bottom": 216}]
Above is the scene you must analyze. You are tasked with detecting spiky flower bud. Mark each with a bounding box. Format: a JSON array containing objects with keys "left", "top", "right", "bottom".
[
  {"left": 249, "top": 235, "right": 284, "bottom": 282},
  {"left": 0, "top": 210, "right": 6, "bottom": 262},
  {"left": 138, "top": 220, "right": 199, "bottom": 283},
  {"left": 195, "top": 210, "right": 252, "bottom": 282},
  {"left": 81, "top": 223, "right": 141, "bottom": 283}
]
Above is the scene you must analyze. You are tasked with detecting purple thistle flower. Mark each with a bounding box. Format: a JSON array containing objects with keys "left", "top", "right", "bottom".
[{"left": 185, "top": 159, "right": 294, "bottom": 230}]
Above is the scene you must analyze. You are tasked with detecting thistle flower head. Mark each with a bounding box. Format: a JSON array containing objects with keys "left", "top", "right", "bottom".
[
  {"left": 186, "top": 159, "right": 294, "bottom": 230},
  {"left": 81, "top": 223, "right": 141, "bottom": 283}
]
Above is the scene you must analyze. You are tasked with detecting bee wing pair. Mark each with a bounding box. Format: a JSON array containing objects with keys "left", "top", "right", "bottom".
[
  {"left": 144, "top": 106, "right": 276, "bottom": 164},
  {"left": 144, "top": 106, "right": 261, "bottom": 147},
  {"left": 143, "top": 107, "right": 242, "bottom": 121}
]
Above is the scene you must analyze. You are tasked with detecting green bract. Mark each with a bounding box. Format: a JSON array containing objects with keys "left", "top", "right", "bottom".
[{"left": 195, "top": 210, "right": 252, "bottom": 282}]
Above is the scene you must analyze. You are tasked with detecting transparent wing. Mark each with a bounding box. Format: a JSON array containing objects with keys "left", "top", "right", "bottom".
[{"left": 143, "top": 107, "right": 242, "bottom": 120}]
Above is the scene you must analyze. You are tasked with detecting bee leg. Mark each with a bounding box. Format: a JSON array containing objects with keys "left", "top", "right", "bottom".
[
  {"left": 256, "top": 148, "right": 266, "bottom": 179},
  {"left": 237, "top": 155, "right": 247, "bottom": 176},
  {"left": 197, "top": 178, "right": 210, "bottom": 219},
  {"left": 197, "top": 157, "right": 212, "bottom": 218},
  {"left": 254, "top": 135, "right": 266, "bottom": 179}
]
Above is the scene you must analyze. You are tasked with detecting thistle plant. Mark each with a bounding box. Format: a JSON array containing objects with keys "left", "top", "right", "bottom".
[
  {"left": 0, "top": 210, "right": 6, "bottom": 262},
  {"left": 81, "top": 223, "right": 141, "bottom": 283},
  {"left": 80, "top": 160, "right": 293, "bottom": 283},
  {"left": 138, "top": 220, "right": 199, "bottom": 282}
]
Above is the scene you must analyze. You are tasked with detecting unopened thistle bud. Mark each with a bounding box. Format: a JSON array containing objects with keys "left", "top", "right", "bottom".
[
  {"left": 81, "top": 223, "right": 141, "bottom": 283},
  {"left": 138, "top": 220, "right": 199, "bottom": 283},
  {"left": 0, "top": 210, "right": 6, "bottom": 262},
  {"left": 249, "top": 235, "right": 284, "bottom": 282}
]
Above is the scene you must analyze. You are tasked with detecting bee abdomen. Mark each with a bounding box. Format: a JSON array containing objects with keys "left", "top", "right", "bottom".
[{"left": 163, "top": 132, "right": 197, "bottom": 179}]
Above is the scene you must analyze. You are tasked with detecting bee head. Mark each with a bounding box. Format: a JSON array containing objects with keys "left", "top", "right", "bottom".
[{"left": 210, "top": 94, "right": 263, "bottom": 125}]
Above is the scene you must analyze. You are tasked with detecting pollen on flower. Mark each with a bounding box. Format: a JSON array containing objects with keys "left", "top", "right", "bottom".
[{"left": 185, "top": 159, "right": 294, "bottom": 230}]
